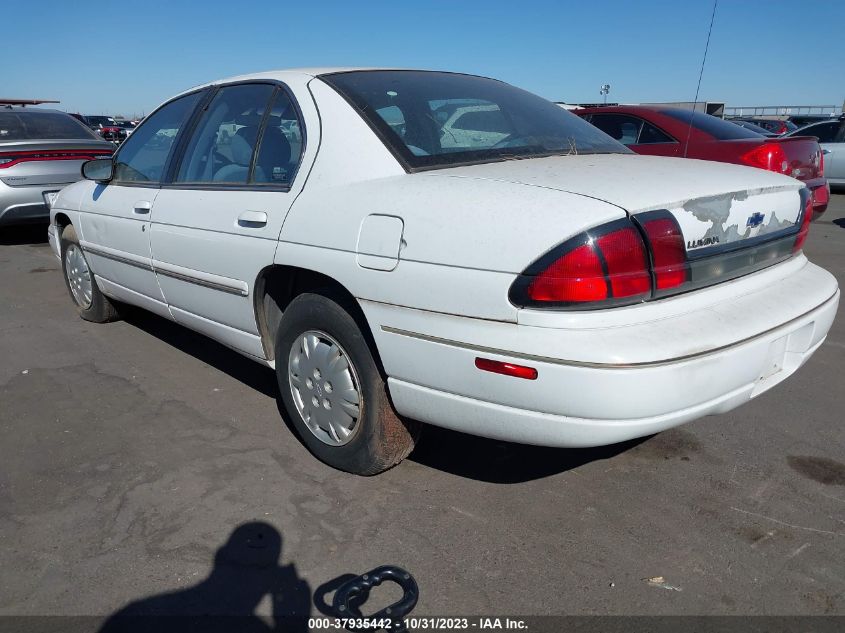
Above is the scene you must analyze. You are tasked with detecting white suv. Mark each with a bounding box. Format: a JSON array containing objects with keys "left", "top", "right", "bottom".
[{"left": 48, "top": 69, "right": 839, "bottom": 475}]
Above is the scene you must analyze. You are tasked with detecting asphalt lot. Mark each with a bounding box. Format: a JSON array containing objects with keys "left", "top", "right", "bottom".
[{"left": 1, "top": 195, "right": 844, "bottom": 622}]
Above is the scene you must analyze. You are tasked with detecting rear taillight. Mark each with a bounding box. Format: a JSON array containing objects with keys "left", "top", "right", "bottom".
[
  {"left": 0, "top": 149, "right": 112, "bottom": 169},
  {"left": 512, "top": 193, "right": 809, "bottom": 311},
  {"left": 793, "top": 189, "right": 814, "bottom": 253},
  {"left": 741, "top": 143, "right": 789, "bottom": 174},
  {"left": 514, "top": 219, "right": 652, "bottom": 308}
]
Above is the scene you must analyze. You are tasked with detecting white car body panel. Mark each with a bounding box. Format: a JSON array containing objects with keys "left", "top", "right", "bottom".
[
  {"left": 48, "top": 68, "right": 839, "bottom": 449},
  {"left": 78, "top": 185, "right": 164, "bottom": 302}
]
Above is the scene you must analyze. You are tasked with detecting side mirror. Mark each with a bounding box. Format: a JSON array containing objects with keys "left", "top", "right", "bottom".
[{"left": 82, "top": 158, "right": 114, "bottom": 182}]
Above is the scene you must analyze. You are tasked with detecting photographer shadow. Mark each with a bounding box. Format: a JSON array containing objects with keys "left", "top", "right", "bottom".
[{"left": 98, "top": 522, "right": 310, "bottom": 633}]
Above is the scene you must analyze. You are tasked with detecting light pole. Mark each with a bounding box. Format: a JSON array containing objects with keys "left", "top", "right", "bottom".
[{"left": 600, "top": 84, "right": 611, "bottom": 105}]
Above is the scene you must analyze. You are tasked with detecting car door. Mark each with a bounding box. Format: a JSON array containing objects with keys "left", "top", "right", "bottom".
[
  {"left": 77, "top": 91, "right": 202, "bottom": 317},
  {"left": 149, "top": 82, "right": 309, "bottom": 358}
]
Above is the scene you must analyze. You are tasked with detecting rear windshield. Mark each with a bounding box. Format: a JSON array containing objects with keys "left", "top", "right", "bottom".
[
  {"left": 323, "top": 70, "right": 630, "bottom": 170},
  {"left": 0, "top": 111, "right": 98, "bottom": 141},
  {"left": 660, "top": 109, "right": 763, "bottom": 141}
]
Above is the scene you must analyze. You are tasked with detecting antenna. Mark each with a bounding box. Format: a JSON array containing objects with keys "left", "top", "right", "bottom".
[
  {"left": 600, "top": 84, "right": 611, "bottom": 105},
  {"left": 683, "top": 0, "right": 718, "bottom": 158}
]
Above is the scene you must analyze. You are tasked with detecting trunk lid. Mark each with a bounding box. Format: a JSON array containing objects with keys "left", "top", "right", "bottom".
[
  {"left": 424, "top": 153, "right": 805, "bottom": 258},
  {"left": 689, "top": 136, "right": 823, "bottom": 182}
]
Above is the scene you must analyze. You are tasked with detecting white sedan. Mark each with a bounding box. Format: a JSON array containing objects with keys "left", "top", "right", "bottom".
[{"left": 47, "top": 68, "right": 839, "bottom": 475}]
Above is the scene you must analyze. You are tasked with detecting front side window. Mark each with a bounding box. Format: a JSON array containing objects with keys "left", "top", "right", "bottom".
[
  {"left": 112, "top": 92, "right": 201, "bottom": 183},
  {"left": 175, "top": 83, "right": 275, "bottom": 184},
  {"left": 322, "top": 71, "right": 629, "bottom": 170}
]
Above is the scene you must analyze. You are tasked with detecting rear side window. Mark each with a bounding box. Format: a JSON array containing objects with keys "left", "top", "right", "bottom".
[
  {"left": 588, "top": 114, "right": 641, "bottom": 144},
  {"left": 112, "top": 91, "right": 201, "bottom": 183},
  {"left": 638, "top": 121, "right": 675, "bottom": 144},
  {"left": 252, "top": 90, "right": 305, "bottom": 186},
  {"left": 660, "top": 109, "right": 762, "bottom": 140},
  {"left": 0, "top": 112, "right": 97, "bottom": 140}
]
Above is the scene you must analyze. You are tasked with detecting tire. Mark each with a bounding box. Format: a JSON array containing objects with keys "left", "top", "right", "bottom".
[
  {"left": 60, "top": 224, "right": 119, "bottom": 323},
  {"left": 275, "top": 291, "right": 420, "bottom": 475}
]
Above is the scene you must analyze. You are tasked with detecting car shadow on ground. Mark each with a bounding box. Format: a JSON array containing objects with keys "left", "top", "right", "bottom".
[
  {"left": 123, "top": 306, "right": 643, "bottom": 483},
  {"left": 122, "top": 307, "right": 279, "bottom": 399},
  {"left": 833, "top": 218, "right": 845, "bottom": 229},
  {"left": 408, "top": 425, "right": 643, "bottom": 483},
  {"left": 96, "top": 522, "right": 311, "bottom": 633},
  {"left": 0, "top": 223, "right": 49, "bottom": 246}
]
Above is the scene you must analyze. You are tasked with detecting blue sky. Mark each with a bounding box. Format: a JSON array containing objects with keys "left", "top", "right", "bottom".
[{"left": 5, "top": 0, "right": 844, "bottom": 117}]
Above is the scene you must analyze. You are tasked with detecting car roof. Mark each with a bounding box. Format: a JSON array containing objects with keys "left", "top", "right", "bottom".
[
  {"left": 575, "top": 105, "right": 674, "bottom": 114},
  {"left": 179, "top": 67, "right": 487, "bottom": 94}
]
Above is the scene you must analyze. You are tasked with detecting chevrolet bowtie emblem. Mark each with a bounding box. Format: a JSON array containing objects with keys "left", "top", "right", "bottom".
[{"left": 746, "top": 212, "right": 765, "bottom": 228}]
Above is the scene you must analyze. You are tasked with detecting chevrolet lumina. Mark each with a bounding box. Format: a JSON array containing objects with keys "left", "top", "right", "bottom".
[{"left": 47, "top": 69, "right": 839, "bottom": 475}]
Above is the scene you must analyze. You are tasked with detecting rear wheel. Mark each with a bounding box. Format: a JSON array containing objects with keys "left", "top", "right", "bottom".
[
  {"left": 60, "top": 224, "right": 119, "bottom": 323},
  {"left": 275, "top": 291, "right": 420, "bottom": 475}
]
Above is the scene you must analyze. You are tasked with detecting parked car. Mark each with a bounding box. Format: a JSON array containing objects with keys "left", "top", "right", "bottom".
[
  {"left": 577, "top": 106, "right": 829, "bottom": 217},
  {"left": 84, "top": 115, "right": 126, "bottom": 143},
  {"left": 729, "top": 119, "right": 777, "bottom": 137},
  {"left": 115, "top": 120, "right": 136, "bottom": 138},
  {"left": 786, "top": 117, "right": 845, "bottom": 189},
  {"left": 0, "top": 106, "right": 113, "bottom": 227},
  {"left": 47, "top": 69, "right": 838, "bottom": 475},
  {"left": 789, "top": 114, "right": 838, "bottom": 128}
]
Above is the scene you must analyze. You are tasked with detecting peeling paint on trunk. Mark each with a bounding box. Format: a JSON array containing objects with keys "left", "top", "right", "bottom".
[{"left": 650, "top": 187, "right": 802, "bottom": 254}]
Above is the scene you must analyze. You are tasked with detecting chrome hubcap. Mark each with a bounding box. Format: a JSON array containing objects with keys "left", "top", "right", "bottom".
[
  {"left": 288, "top": 330, "right": 362, "bottom": 446},
  {"left": 64, "top": 244, "right": 93, "bottom": 308}
]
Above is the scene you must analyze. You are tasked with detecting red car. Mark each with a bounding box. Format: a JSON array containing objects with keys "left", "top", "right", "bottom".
[{"left": 576, "top": 106, "right": 829, "bottom": 217}]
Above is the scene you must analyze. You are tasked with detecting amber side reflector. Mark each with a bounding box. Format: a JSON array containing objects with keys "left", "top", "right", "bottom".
[{"left": 475, "top": 357, "right": 538, "bottom": 380}]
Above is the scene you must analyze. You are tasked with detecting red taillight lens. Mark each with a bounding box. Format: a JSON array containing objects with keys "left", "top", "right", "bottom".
[
  {"left": 527, "top": 242, "right": 607, "bottom": 303},
  {"left": 793, "top": 191, "right": 814, "bottom": 253},
  {"left": 595, "top": 227, "right": 651, "bottom": 297},
  {"left": 639, "top": 216, "right": 689, "bottom": 290},
  {"left": 524, "top": 221, "right": 651, "bottom": 306},
  {"left": 741, "top": 143, "right": 789, "bottom": 174}
]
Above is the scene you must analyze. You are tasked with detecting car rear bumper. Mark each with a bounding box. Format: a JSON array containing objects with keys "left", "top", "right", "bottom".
[
  {"left": 0, "top": 181, "right": 60, "bottom": 226},
  {"left": 364, "top": 257, "right": 838, "bottom": 447},
  {"left": 806, "top": 177, "right": 829, "bottom": 216},
  {"left": 47, "top": 223, "right": 60, "bottom": 258}
]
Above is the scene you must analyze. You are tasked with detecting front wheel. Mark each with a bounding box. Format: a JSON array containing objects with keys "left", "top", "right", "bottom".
[
  {"left": 60, "top": 224, "right": 119, "bottom": 323},
  {"left": 275, "top": 291, "right": 420, "bottom": 475}
]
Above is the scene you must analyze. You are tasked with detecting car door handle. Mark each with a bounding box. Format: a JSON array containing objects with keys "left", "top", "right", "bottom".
[
  {"left": 822, "top": 148, "right": 831, "bottom": 155},
  {"left": 237, "top": 210, "right": 268, "bottom": 228},
  {"left": 133, "top": 201, "right": 152, "bottom": 215}
]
